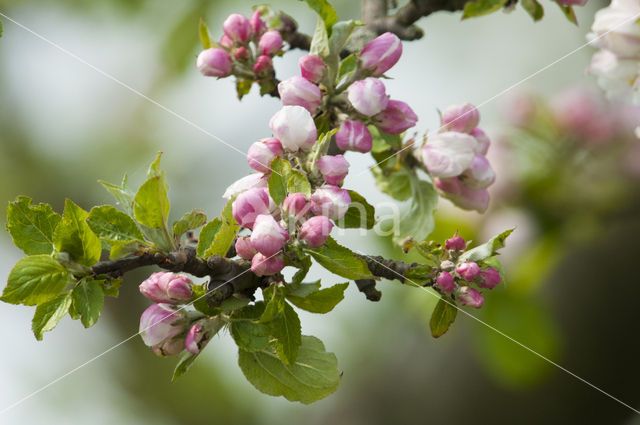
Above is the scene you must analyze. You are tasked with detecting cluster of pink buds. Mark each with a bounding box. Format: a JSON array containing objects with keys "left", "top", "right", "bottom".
[
  {"left": 196, "top": 11, "right": 283, "bottom": 84},
  {"left": 433, "top": 234, "right": 502, "bottom": 308},
  {"left": 137, "top": 273, "right": 215, "bottom": 357},
  {"left": 420, "top": 104, "right": 495, "bottom": 212}
]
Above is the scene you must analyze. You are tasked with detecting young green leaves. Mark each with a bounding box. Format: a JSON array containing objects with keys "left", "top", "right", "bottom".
[{"left": 6, "top": 196, "right": 61, "bottom": 255}]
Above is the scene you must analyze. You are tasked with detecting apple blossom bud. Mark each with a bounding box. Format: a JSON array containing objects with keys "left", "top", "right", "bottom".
[
  {"left": 139, "top": 304, "right": 185, "bottom": 347},
  {"left": 249, "top": 10, "right": 267, "bottom": 37},
  {"left": 310, "top": 185, "right": 352, "bottom": 220},
  {"left": 470, "top": 128, "right": 490, "bottom": 155},
  {"left": 316, "top": 155, "right": 350, "bottom": 185},
  {"left": 299, "top": 54, "right": 327, "bottom": 83},
  {"left": 282, "top": 193, "right": 311, "bottom": 221},
  {"left": 457, "top": 262, "right": 480, "bottom": 281},
  {"left": 232, "top": 187, "right": 272, "bottom": 228},
  {"left": 435, "top": 271, "right": 455, "bottom": 293},
  {"left": 375, "top": 100, "right": 418, "bottom": 134},
  {"left": 219, "top": 35, "right": 233, "bottom": 49},
  {"left": 223, "top": 13, "right": 251, "bottom": 43},
  {"left": 139, "top": 272, "right": 193, "bottom": 304},
  {"left": 300, "top": 215, "right": 334, "bottom": 248},
  {"left": 250, "top": 214, "right": 290, "bottom": 256},
  {"left": 421, "top": 132, "right": 479, "bottom": 178},
  {"left": 234, "top": 46, "right": 249, "bottom": 61},
  {"left": 185, "top": 322, "right": 209, "bottom": 354},
  {"left": 460, "top": 155, "right": 495, "bottom": 190},
  {"left": 335, "top": 120, "right": 373, "bottom": 153},
  {"left": 435, "top": 177, "right": 490, "bottom": 213},
  {"left": 235, "top": 236, "right": 257, "bottom": 260},
  {"left": 348, "top": 78, "right": 389, "bottom": 117},
  {"left": 253, "top": 55, "right": 272, "bottom": 75},
  {"left": 259, "top": 30, "right": 283, "bottom": 56},
  {"left": 359, "top": 32, "right": 403, "bottom": 76},
  {"left": 277, "top": 76, "right": 323, "bottom": 114},
  {"left": 456, "top": 286, "right": 483, "bottom": 308},
  {"left": 247, "top": 138, "right": 283, "bottom": 173},
  {"left": 445, "top": 235, "right": 466, "bottom": 251},
  {"left": 152, "top": 337, "right": 185, "bottom": 357},
  {"left": 441, "top": 103, "right": 480, "bottom": 134},
  {"left": 269, "top": 105, "right": 318, "bottom": 152},
  {"left": 251, "top": 252, "right": 285, "bottom": 276},
  {"left": 478, "top": 267, "right": 501, "bottom": 289},
  {"left": 223, "top": 173, "right": 268, "bottom": 200},
  {"left": 196, "top": 48, "right": 232, "bottom": 78}
]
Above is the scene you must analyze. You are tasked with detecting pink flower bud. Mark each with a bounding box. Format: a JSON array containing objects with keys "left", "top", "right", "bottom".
[
  {"left": 445, "top": 235, "right": 466, "bottom": 251},
  {"left": 442, "top": 103, "right": 480, "bottom": 134},
  {"left": 478, "top": 267, "right": 501, "bottom": 289},
  {"left": 250, "top": 214, "right": 290, "bottom": 256},
  {"left": 234, "top": 46, "right": 249, "bottom": 61},
  {"left": 249, "top": 10, "right": 267, "bottom": 37},
  {"left": 299, "top": 54, "right": 327, "bottom": 83},
  {"left": 139, "top": 304, "right": 185, "bottom": 347},
  {"left": 247, "top": 137, "right": 283, "bottom": 173},
  {"left": 277, "top": 76, "right": 323, "bottom": 114},
  {"left": 470, "top": 128, "right": 490, "bottom": 155},
  {"left": 435, "top": 271, "right": 455, "bottom": 292},
  {"left": 282, "top": 193, "right": 311, "bottom": 221},
  {"left": 335, "top": 120, "right": 373, "bottom": 153},
  {"left": 152, "top": 337, "right": 185, "bottom": 357},
  {"left": 235, "top": 236, "right": 257, "bottom": 260},
  {"left": 139, "top": 272, "right": 193, "bottom": 304},
  {"left": 359, "top": 32, "right": 403, "bottom": 76},
  {"left": 316, "top": 155, "right": 350, "bottom": 185},
  {"left": 456, "top": 286, "right": 483, "bottom": 308},
  {"left": 348, "top": 78, "right": 389, "bottom": 117},
  {"left": 460, "top": 155, "right": 495, "bottom": 190},
  {"left": 223, "top": 173, "right": 268, "bottom": 200},
  {"left": 435, "top": 177, "right": 490, "bottom": 213},
  {"left": 269, "top": 105, "right": 318, "bottom": 152},
  {"left": 259, "top": 30, "right": 283, "bottom": 56},
  {"left": 185, "top": 322, "right": 210, "bottom": 354},
  {"left": 219, "top": 35, "right": 233, "bottom": 49},
  {"left": 300, "top": 215, "right": 334, "bottom": 248},
  {"left": 232, "top": 187, "right": 272, "bottom": 228},
  {"left": 375, "top": 100, "right": 418, "bottom": 134},
  {"left": 251, "top": 252, "right": 285, "bottom": 276},
  {"left": 421, "top": 132, "right": 479, "bottom": 178},
  {"left": 457, "top": 262, "right": 480, "bottom": 281},
  {"left": 310, "top": 185, "right": 352, "bottom": 220},
  {"left": 196, "top": 48, "right": 232, "bottom": 78},
  {"left": 253, "top": 55, "right": 272, "bottom": 74},
  {"left": 223, "top": 13, "right": 251, "bottom": 43}
]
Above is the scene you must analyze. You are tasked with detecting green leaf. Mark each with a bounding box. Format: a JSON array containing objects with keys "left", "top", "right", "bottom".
[
  {"left": 238, "top": 335, "right": 341, "bottom": 404},
  {"left": 286, "top": 282, "right": 348, "bottom": 314},
  {"left": 6, "top": 196, "right": 61, "bottom": 255},
  {"left": 32, "top": 292, "right": 72, "bottom": 341},
  {"left": 268, "top": 157, "right": 293, "bottom": 205},
  {"left": 2, "top": 255, "right": 71, "bottom": 306},
  {"left": 99, "top": 175, "right": 134, "bottom": 216},
  {"left": 337, "top": 54, "right": 357, "bottom": 82},
  {"left": 109, "top": 241, "right": 143, "bottom": 259},
  {"left": 368, "top": 125, "right": 403, "bottom": 151},
  {"left": 172, "top": 352, "right": 200, "bottom": 382},
  {"left": 521, "top": 0, "right": 544, "bottom": 21},
  {"left": 337, "top": 190, "right": 375, "bottom": 229},
  {"left": 287, "top": 279, "right": 321, "bottom": 297},
  {"left": 101, "top": 278, "right": 122, "bottom": 297},
  {"left": 430, "top": 297, "right": 458, "bottom": 338},
  {"left": 462, "top": 0, "right": 508, "bottom": 18},
  {"left": 391, "top": 174, "right": 439, "bottom": 244},
  {"left": 87, "top": 205, "right": 144, "bottom": 244},
  {"left": 309, "top": 16, "right": 330, "bottom": 57},
  {"left": 71, "top": 279, "right": 104, "bottom": 328},
  {"left": 202, "top": 207, "right": 239, "bottom": 259},
  {"left": 199, "top": 18, "right": 213, "bottom": 49},
  {"left": 269, "top": 302, "right": 302, "bottom": 365},
  {"left": 287, "top": 171, "right": 311, "bottom": 197},
  {"left": 372, "top": 167, "right": 413, "bottom": 201},
  {"left": 0, "top": 20, "right": 3, "bottom": 38},
  {"left": 555, "top": 2, "right": 577, "bottom": 24},
  {"left": 459, "top": 228, "right": 514, "bottom": 263},
  {"left": 326, "top": 20, "right": 357, "bottom": 79},
  {"left": 231, "top": 303, "right": 270, "bottom": 352},
  {"left": 53, "top": 199, "right": 102, "bottom": 266},
  {"left": 196, "top": 219, "right": 222, "bottom": 257},
  {"left": 291, "top": 255, "right": 312, "bottom": 285},
  {"left": 305, "top": 237, "right": 373, "bottom": 280},
  {"left": 173, "top": 209, "right": 207, "bottom": 240},
  {"left": 260, "top": 285, "right": 285, "bottom": 323},
  {"left": 300, "top": 0, "right": 338, "bottom": 32},
  {"left": 133, "top": 175, "right": 170, "bottom": 230},
  {"left": 147, "top": 152, "right": 164, "bottom": 178},
  {"left": 236, "top": 79, "right": 253, "bottom": 100}
]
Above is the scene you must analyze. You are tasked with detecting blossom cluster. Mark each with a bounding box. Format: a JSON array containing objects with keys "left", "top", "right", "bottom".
[
  {"left": 433, "top": 235, "right": 501, "bottom": 308},
  {"left": 420, "top": 104, "right": 495, "bottom": 212}
]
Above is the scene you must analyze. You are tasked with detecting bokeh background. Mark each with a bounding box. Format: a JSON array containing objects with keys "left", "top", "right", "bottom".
[{"left": 1, "top": 0, "right": 639, "bottom": 423}]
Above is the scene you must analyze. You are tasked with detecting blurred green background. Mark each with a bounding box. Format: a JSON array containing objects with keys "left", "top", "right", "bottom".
[{"left": 1, "top": 0, "right": 639, "bottom": 423}]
